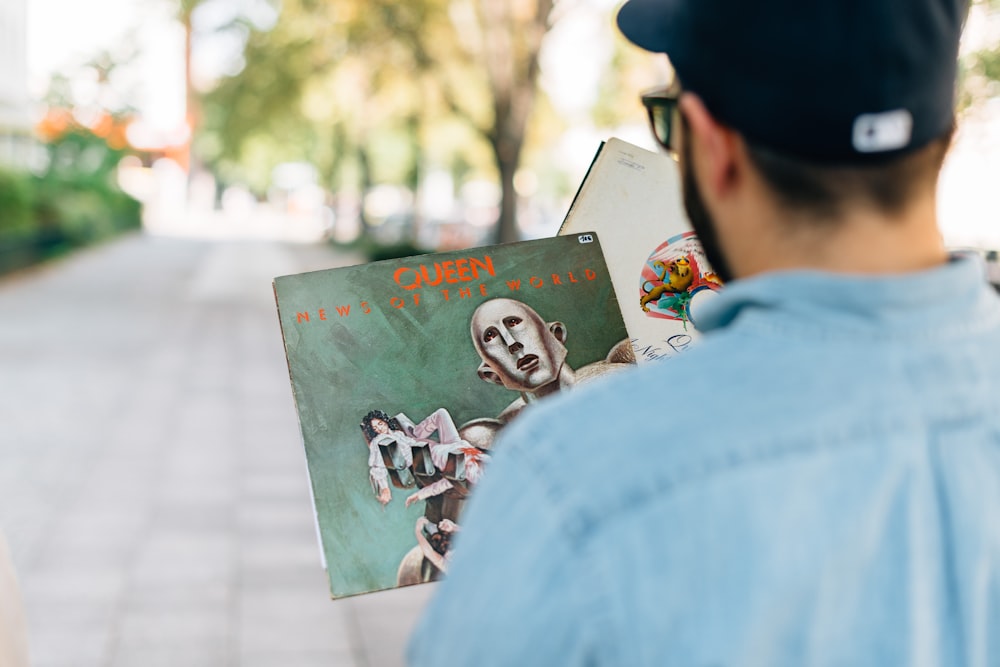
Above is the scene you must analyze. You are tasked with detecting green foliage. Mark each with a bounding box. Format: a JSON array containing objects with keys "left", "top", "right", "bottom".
[
  {"left": 197, "top": 0, "right": 565, "bottom": 243},
  {"left": 43, "top": 128, "right": 128, "bottom": 180},
  {"left": 363, "top": 240, "right": 428, "bottom": 262},
  {"left": 978, "top": 47, "right": 1000, "bottom": 82},
  {"left": 0, "top": 169, "right": 35, "bottom": 236},
  {"left": 959, "top": 44, "right": 1000, "bottom": 111},
  {"left": 0, "top": 128, "right": 142, "bottom": 275},
  {"left": 33, "top": 127, "right": 141, "bottom": 245},
  {"left": 197, "top": 0, "right": 443, "bottom": 193},
  {"left": 590, "top": 35, "right": 656, "bottom": 131},
  {"left": 958, "top": 2, "right": 1000, "bottom": 112},
  {"left": 0, "top": 38, "right": 144, "bottom": 275},
  {"left": 31, "top": 173, "right": 141, "bottom": 246}
]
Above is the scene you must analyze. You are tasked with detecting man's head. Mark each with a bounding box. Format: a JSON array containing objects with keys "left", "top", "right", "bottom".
[
  {"left": 618, "top": 0, "right": 966, "bottom": 280},
  {"left": 470, "top": 298, "right": 568, "bottom": 393}
]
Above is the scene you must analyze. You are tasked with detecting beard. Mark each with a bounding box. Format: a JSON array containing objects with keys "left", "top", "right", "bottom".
[{"left": 681, "top": 123, "right": 735, "bottom": 284}]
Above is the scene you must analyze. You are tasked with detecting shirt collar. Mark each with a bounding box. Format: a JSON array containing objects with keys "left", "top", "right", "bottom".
[{"left": 695, "top": 254, "right": 1000, "bottom": 337}]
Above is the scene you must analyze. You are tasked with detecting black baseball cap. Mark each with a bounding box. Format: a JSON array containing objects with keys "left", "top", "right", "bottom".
[{"left": 617, "top": 0, "right": 967, "bottom": 164}]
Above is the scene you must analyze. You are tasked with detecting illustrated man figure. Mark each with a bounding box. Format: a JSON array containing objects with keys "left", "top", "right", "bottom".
[
  {"left": 361, "top": 408, "right": 488, "bottom": 508},
  {"left": 411, "top": 0, "right": 1000, "bottom": 665},
  {"left": 470, "top": 297, "right": 633, "bottom": 422}
]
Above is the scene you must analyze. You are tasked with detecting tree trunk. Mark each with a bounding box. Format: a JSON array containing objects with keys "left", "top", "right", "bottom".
[
  {"left": 181, "top": 7, "right": 197, "bottom": 173},
  {"left": 474, "top": 0, "right": 552, "bottom": 245},
  {"left": 406, "top": 113, "right": 424, "bottom": 244},
  {"left": 495, "top": 150, "right": 519, "bottom": 245},
  {"left": 357, "top": 144, "right": 374, "bottom": 232}
]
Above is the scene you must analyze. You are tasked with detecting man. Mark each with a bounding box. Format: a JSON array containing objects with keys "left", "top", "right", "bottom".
[
  {"left": 470, "top": 297, "right": 633, "bottom": 422},
  {"left": 410, "top": 0, "right": 1000, "bottom": 664}
]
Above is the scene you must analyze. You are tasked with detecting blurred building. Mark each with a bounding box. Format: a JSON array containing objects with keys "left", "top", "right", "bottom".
[{"left": 0, "top": 0, "right": 31, "bottom": 167}]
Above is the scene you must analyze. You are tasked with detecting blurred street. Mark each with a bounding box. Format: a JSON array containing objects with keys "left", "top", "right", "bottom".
[{"left": 0, "top": 227, "right": 434, "bottom": 666}]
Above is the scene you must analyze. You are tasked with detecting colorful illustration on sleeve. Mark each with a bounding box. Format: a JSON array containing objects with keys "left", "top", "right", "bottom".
[
  {"left": 357, "top": 298, "right": 634, "bottom": 588},
  {"left": 360, "top": 407, "right": 489, "bottom": 585},
  {"left": 639, "top": 231, "right": 723, "bottom": 326},
  {"left": 274, "top": 234, "right": 634, "bottom": 598}
]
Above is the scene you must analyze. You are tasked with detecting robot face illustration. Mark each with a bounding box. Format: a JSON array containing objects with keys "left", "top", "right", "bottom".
[{"left": 470, "top": 298, "right": 568, "bottom": 392}]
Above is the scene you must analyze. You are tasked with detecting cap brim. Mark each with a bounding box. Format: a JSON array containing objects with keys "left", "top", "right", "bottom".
[{"left": 616, "top": 0, "right": 677, "bottom": 54}]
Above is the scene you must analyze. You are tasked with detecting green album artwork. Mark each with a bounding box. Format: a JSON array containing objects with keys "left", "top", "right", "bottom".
[{"left": 274, "top": 233, "right": 633, "bottom": 598}]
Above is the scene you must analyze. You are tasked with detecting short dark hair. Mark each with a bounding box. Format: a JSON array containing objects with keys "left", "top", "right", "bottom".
[{"left": 745, "top": 128, "right": 955, "bottom": 222}]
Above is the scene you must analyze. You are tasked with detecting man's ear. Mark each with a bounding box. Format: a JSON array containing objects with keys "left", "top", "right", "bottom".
[
  {"left": 548, "top": 321, "right": 567, "bottom": 344},
  {"left": 679, "top": 92, "right": 742, "bottom": 197},
  {"left": 477, "top": 361, "right": 504, "bottom": 386}
]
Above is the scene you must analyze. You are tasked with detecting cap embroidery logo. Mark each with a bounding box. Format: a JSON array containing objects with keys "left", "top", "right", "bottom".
[{"left": 852, "top": 109, "right": 913, "bottom": 152}]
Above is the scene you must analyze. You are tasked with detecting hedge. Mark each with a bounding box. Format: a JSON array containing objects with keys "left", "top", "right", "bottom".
[{"left": 0, "top": 166, "right": 141, "bottom": 275}]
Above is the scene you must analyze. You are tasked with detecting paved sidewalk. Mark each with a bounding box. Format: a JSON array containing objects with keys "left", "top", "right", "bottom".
[{"left": 0, "top": 233, "right": 435, "bottom": 667}]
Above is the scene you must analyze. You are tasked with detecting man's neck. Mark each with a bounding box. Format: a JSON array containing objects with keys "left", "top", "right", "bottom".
[{"left": 729, "top": 194, "right": 948, "bottom": 278}]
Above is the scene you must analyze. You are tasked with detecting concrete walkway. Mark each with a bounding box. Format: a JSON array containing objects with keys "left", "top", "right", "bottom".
[{"left": 0, "top": 233, "right": 435, "bottom": 667}]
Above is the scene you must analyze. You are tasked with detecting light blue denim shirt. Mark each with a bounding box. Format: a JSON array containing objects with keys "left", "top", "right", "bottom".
[{"left": 409, "top": 256, "right": 1000, "bottom": 667}]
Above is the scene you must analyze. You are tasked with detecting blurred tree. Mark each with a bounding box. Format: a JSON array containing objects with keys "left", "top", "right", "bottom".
[
  {"left": 38, "top": 51, "right": 139, "bottom": 159},
  {"left": 428, "top": 0, "right": 557, "bottom": 243},
  {"left": 958, "top": 0, "right": 1000, "bottom": 111},
  {"left": 199, "top": 0, "right": 564, "bottom": 244},
  {"left": 12, "top": 52, "right": 145, "bottom": 261},
  {"left": 590, "top": 34, "right": 666, "bottom": 132},
  {"left": 178, "top": 0, "right": 200, "bottom": 132},
  {"left": 175, "top": 0, "right": 277, "bottom": 167}
]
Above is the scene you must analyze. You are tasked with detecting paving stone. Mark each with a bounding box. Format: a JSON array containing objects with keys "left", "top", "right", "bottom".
[
  {"left": 108, "top": 646, "right": 230, "bottom": 667},
  {"left": 28, "top": 628, "right": 112, "bottom": 667},
  {"left": 238, "top": 589, "right": 355, "bottom": 654},
  {"left": 0, "top": 235, "right": 431, "bottom": 666},
  {"left": 114, "top": 608, "right": 231, "bottom": 650},
  {"left": 239, "top": 650, "right": 358, "bottom": 667},
  {"left": 346, "top": 585, "right": 439, "bottom": 667}
]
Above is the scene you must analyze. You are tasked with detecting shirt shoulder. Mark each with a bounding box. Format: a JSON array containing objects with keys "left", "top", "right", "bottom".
[
  {"left": 495, "top": 297, "right": 1000, "bottom": 536},
  {"left": 496, "top": 328, "right": 777, "bottom": 525}
]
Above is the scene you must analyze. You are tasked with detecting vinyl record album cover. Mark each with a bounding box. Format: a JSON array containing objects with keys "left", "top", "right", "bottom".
[{"left": 274, "top": 234, "right": 633, "bottom": 598}]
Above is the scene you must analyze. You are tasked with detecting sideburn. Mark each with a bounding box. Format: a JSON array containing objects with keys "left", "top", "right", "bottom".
[{"left": 681, "top": 121, "right": 735, "bottom": 284}]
